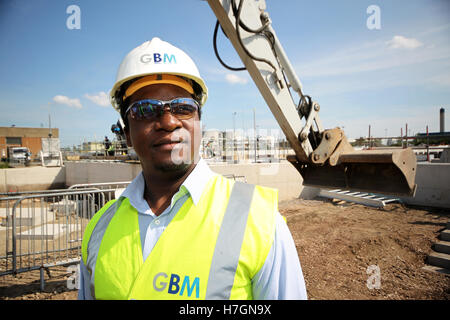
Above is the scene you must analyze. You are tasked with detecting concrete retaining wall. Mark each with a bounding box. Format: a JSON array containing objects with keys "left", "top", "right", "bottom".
[
  {"left": 64, "top": 160, "right": 315, "bottom": 201},
  {"left": 62, "top": 161, "right": 450, "bottom": 207},
  {"left": 0, "top": 166, "right": 66, "bottom": 192},
  {"left": 209, "top": 162, "right": 319, "bottom": 201},
  {"left": 65, "top": 161, "right": 141, "bottom": 186},
  {"left": 400, "top": 163, "right": 450, "bottom": 208},
  {"left": 2, "top": 161, "right": 449, "bottom": 208}
]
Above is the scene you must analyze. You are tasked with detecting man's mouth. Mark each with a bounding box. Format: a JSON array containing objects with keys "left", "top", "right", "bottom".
[{"left": 153, "top": 137, "right": 185, "bottom": 150}]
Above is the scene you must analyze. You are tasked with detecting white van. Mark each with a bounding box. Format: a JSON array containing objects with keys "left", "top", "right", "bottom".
[{"left": 8, "top": 147, "right": 31, "bottom": 163}]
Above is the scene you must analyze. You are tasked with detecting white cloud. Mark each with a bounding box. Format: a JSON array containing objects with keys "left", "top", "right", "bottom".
[
  {"left": 386, "top": 35, "right": 423, "bottom": 49},
  {"left": 225, "top": 73, "right": 248, "bottom": 85},
  {"left": 295, "top": 31, "right": 449, "bottom": 82},
  {"left": 84, "top": 91, "right": 110, "bottom": 107},
  {"left": 52, "top": 95, "right": 82, "bottom": 109}
]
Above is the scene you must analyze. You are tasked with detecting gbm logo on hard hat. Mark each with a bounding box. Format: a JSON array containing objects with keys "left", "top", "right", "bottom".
[{"left": 140, "top": 53, "right": 177, "bottom": 64}]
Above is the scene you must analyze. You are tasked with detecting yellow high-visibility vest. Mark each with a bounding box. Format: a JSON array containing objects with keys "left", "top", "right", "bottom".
[{"left": 81, "top": 174, "right": 277, "bottom": 300}]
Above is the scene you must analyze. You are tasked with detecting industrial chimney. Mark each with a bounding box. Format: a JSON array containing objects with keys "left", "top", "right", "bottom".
[{"left": 440, "top": 107, "right": 445, "bottom": 133}]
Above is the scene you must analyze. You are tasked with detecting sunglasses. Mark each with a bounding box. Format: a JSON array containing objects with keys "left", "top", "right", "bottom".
[{"left": 125, "top": 98, "right": 199, "bottom": 121}]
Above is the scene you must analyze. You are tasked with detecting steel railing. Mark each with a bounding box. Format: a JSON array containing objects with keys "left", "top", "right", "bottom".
[
  {"left": 0, "top": 188, "right": 117, "bottom": 290},
  {"left": 68, "top": 181, "right": 130, "bottom": 190}
]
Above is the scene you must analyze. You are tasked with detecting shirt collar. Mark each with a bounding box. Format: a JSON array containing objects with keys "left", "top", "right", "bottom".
[
  {"left": 120, "top": 158, "right": 215, "bottom": 214},
  {"left": 181, "top": 157, "right": 215, "bottom": 205}
]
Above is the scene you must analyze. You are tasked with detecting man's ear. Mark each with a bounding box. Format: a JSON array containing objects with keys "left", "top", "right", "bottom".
[{"left": 124, "top": 127, "right": 132, "bottom": 147}]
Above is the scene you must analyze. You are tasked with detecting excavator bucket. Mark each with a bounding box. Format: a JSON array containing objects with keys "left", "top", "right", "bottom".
[{"left": 287, "top": 148, "right": 417, "bottom": 196}]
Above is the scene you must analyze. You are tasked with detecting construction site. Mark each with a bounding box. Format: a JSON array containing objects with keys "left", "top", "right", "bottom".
[
  {"left": 0, "top": 139, "right": 449, "bottom": 300},
  {"left": 1, "top": 0, "right": 450, "bottom": 301}
]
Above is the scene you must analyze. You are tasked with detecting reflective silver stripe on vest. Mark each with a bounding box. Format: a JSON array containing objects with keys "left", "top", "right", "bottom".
[
  {"left": 205, "top": 181, "right": 255, "bottom": 300},
  {"left": 85, "top": 200, "right": 120, "bottom": 299}
]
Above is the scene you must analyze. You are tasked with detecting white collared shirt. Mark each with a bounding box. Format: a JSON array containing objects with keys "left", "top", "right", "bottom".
[{"left": 78, "top": 158, "right": 307, "bottom": 300}]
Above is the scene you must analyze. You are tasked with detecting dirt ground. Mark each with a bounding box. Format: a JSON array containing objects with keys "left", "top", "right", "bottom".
[
  {"left": 281, "top": 198, "right": 450, "bottom": 300},
  {"left": 0, "top": 198, "right": 449, "bottom": 300}
]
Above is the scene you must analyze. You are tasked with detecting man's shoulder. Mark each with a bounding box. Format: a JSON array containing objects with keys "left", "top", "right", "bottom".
[
  {"left": 95, "top": 198, "right": 118, "bottom": 217},
  {"left": 84, "top": 199, "right": 120, "bottom": 235},
  {"left": 81, "top": 198, "right": 119, "bottom": 263}
]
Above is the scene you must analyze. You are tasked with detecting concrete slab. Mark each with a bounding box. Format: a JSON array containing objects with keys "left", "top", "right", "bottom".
[
  {"left": 17, "top": 223, "right": 80, "bottom": 240},
  {"left": 0, "top": 207, "right": 54, "bottom": 227},
  {"left": 440, "top": 229, "right": 450, "bottom": 241},
  {"left": 422, "top": 265, "right": 450, "bottom": 275},
  {"left": 427, "top": 252, "right": 450, "bottom": 269},
  {"left": 49, "top": 200, "right": 78, "bottom": 216},
  {"left": 433, "top": 241, "right": 450, "bottom": 254}
]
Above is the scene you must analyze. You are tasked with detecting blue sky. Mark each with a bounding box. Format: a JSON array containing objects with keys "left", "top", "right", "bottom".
[{"left": 0, "top": 0, "right": 449, "bottom": 147}]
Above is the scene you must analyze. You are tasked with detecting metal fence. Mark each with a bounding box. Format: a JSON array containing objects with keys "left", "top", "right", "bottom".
[
  {"left": 69, "top": 181, "right": 131, "bottom": 199},
  {"left": 68, "top": 181, "right": 131, "bottom": 190},
  {"left": 0, "top": 188, "right": 117, "bottom": 290}
]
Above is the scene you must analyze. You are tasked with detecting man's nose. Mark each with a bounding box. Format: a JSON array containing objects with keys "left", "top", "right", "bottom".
[{"left": 154, "top": 110, "right": 182, "bottom": 131}]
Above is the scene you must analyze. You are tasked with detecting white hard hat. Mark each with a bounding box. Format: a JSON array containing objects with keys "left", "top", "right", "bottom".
[{"left": 110, "top": 37, "right": 208, "bottom": 112}]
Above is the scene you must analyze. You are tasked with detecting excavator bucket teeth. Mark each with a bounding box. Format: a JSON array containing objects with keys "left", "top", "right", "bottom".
[{"left": 287, "top": 148, "right": 417, "bottom": 196}]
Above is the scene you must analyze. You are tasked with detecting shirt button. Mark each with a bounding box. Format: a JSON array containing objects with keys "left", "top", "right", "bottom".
[{"left": 154, "top": 219, "right": 160, "bottom": 225}]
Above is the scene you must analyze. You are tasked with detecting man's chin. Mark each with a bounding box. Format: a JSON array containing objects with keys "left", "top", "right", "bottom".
[{"left": 154, "top": 161, "right": 191, "bottom": 173}]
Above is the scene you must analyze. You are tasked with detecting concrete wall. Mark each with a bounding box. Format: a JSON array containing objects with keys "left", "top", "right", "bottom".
[
  {"left": 440, "top": 149, "right": 450, "bottom": 163},
  {"left": 0, "top": 166, "right": 66, "bottom": 192},
  {"left": 2, "top": 161, "right": 449, "bottom": 208},
  {"left": 65, "top": 161, "right": 141, "bottom": 186},
  {"left": 209, "top": 162, "right": 319, "bottom": 201},
  {"left": 63, "top": 160, "right": 314, "bottom": 201},
  {"left": 400, "top": 162, "right": 450, "bottom": 208},
  {"left": 62, "top": 161, "right": 450, "bottom": 207}
]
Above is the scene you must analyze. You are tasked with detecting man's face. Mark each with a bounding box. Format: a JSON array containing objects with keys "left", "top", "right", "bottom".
[{"left": 124, "top": 83, "right": 201, "bottom": 174}]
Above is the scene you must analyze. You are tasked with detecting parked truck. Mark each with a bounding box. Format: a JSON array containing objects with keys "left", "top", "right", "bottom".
[{"left": 6, "top": 147, "right": 31, "bottom": 165}]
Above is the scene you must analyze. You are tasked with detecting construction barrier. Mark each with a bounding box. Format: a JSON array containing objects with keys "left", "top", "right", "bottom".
[
  {"left": 0, "top": 188, "right": 117, "bottom": 289},
  {"left": 68, "top": 181, "right": 131, "bottom": 199},
  {"left": 68, "top": 181, "right": 131, "bottom": 190}
]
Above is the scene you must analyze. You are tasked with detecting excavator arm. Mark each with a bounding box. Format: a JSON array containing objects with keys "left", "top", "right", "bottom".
[{"left": 206, "top": 0, "right": 417, "bottom": 196}]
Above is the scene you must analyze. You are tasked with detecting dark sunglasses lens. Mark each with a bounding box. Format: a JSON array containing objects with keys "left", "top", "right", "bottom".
[
  {"left": 171, "top": 99, "right": 198, "bottom": 119},
  {"left": 172, "top": 104, "right": 197, "bottom": 119},
  {"left": 130, "top": 101, "right": 160, "bottom": 120}
]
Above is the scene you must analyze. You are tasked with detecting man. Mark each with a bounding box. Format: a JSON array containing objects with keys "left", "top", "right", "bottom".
[
  {"left": 78, "top": 38, "right": 307, "bottom": 300},
  {"left": 103, "top": 136, "right": 111, "bottom": 155}
]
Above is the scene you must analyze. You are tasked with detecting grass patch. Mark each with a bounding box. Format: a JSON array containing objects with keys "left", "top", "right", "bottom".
[{"left": 0, "top": 162, "right": 10, "bottom": 169}]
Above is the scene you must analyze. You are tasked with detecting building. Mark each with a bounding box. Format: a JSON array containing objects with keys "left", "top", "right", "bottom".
[
  {"left": 82, "top": 141, "right": 105, "bottom": 153},
  {"left": 415, "top": 107, "right": 449, "bottom": 145},
  {"left": 200, "top": 129, "right": 291, "bottom": 163},
  {"left": 0, "top": 126, "right": 59, "bottom": 160}
]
